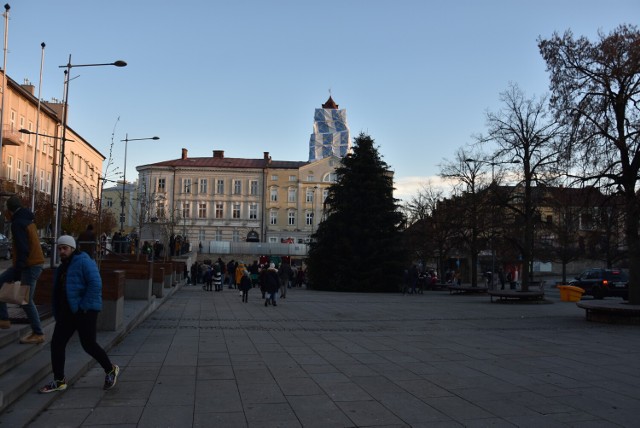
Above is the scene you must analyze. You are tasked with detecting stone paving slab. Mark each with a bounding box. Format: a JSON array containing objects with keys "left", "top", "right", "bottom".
[{"left": 27, "top": 286, "right": 640, "bottom": 427}]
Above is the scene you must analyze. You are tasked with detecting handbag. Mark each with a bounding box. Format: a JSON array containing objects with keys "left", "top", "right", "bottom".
[{"left": 0, "top": 281, "right": 30, "bottom": 305}]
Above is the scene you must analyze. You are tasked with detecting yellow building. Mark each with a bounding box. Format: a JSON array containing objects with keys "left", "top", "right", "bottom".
[{"left": 0, "top": 72, "right": 104, "bottom": 234}]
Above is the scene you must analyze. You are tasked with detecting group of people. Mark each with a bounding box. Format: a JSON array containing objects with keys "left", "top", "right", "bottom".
[
  {"left": 403, "top": 265, "right": 441, "bottom": 294},
  {"left": 188, "top": 257, "right": 307, "bottom": 306},
  {"left": 0, "top": 196, "right": 119, "bottom": 394}
]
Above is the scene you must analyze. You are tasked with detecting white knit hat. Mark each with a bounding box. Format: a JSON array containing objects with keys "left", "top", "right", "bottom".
[{"left": 57, "top": 235, "right": 76, "bottom": 249}]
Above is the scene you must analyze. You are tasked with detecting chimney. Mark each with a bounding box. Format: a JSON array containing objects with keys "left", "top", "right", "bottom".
[
  {"left": 213, "top": 150, "right": 224, "bottom": 159},
  {"left": 21, "top": 79, "right": 35, "bottom": 95},
  {"left": 264, "top": 152, "right": 270, "bottom": 160},
  {"left": 181, "top": 148, "right": 188, "bottom": 159}
]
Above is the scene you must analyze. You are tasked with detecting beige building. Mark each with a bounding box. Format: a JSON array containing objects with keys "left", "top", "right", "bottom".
[
  {"left": 0, "top": 71, "right": 104, "bottom": 234},
  {"left": 135, "top": 149, "right": 339, "bottom": 246},
  {"left": 131, "top": 96, "right": 350, "bottom": 252}
]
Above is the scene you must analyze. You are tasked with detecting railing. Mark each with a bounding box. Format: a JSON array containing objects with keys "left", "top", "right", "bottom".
[{"left": 207, "top": 241, "right": 309, "bottom": 256}]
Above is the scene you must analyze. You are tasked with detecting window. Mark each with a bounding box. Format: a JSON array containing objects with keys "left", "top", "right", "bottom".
[
  {"left": 233, "top": 179, "right": 241, "bottom": 195},
  {"left": 25, "top": 164, "right": 31, "bottom": 187},
  {"left": 249, "top": 203, "right": 258, "bottom": 220},
  {"left": 289, "top": 175, "right": 296, "bottom": 182},
  {"left": 307, "top": 175, "right": 315, "bottom": 182},
  {"left": 215, "top": 230, "right": 222, "bottom": 241},
  {"left": 215, "top": 202, "right": 224, "bottom": 219},
  {"left": 46, "top": 171, "right": 51, "bottom": 194},
  {"left": 16, "top": 160, "right": 22, "bottom": 184},
  {"left": 232, "top": 230, "right": 240, "bottom": 242},
  {"left": 106, "top": 198, "right": 113, "bottom": 208},
  {"left": 7, "top": 156, "right": 12, "bottom": 181},
  {"left": 199, "top": 230, "right": 206, "bottom": 243},
  {"left": 288, "top": 188, "right": 296, "bottom": 203},
  {"left": 271, "top": 175, "right": 278, "bottom": 181},
  {"left": 183, "top": 202, "right": 190, "bottom": 218},
  {"left": 40, "top": 170, "right": 45, "bottom": 192},
  {"left": 270, "top": 188, "right": 278, "bottom": 202},
  {"left": 217, "top": 179, "right": 224, "bottom": 194},
  {"left": 268, "top": 236, "right": 278, "bottom": 243},
  {"left": 27, "top": 121, "right": 33, "bottom": 145},
  {"left": 157, "top": 202, "right": 166, "bottom": 219},
  {"left": 288, "top": 211, "right": 296, "bottom": 225},
  {"left": 158, "top": 178, "right": 166, "bottom": 191},
  {"left": 198, "top": 202, "right": 207, "bottom": 218},
  {"left": 232, "top": 203, "right": 241, "bottom": 219},
  {"left": 19, "top": 117, "right": 25, "bottom": 141},
  {"left": 323, "top": 172, "right": 337, "bottom": 182},
  {"left": 183, "top": 178, "right": 192, "bottom": 193},
  {"left": 306, "top": 212, "right": 313, "bottom": 225},
  {"left": 270, "top": 210, "right": 277, "bottom": 225},
  {"left": 250, "top": 180, "right": 258, "bottom": 195},
  {"left": 199, "top": 179, "right": 207, "bottom": 194}
]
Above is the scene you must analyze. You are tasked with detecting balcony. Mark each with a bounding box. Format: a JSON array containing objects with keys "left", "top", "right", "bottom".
[{"left": 2, "top": 126, "right": 23, "bottom": 147}]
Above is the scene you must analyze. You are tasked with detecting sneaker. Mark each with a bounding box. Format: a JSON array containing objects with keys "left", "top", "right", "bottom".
[
  {"left": 39, "top": 379, "right": 67, "bottom": 393},
  {"left": 0, "top": 319, "right": 10, "bottom": 329},
  {"left": 104, "top": 365, "right": 120, "bottom": 390},
  {"left": 20, "top": 333, "right": 45, "bottom": 344}
]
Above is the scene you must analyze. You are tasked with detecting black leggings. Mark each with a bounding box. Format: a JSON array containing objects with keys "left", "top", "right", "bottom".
[{"left": 51, "top": 310, "right": 112, "bottom": 380}]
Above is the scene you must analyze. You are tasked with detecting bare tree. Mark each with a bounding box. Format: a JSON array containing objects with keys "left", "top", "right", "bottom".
[
  {"left": 481, "top": 84, "right": 563, "bottom": 290},
  {"left": 440, "top": 148, "right": 491, "bottom": 287},
  {"left": 539, "top": 24, "right": 640, "bottom": 303}
]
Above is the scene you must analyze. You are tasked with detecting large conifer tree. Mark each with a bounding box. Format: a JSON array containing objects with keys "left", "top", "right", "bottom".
[{"left": 307, "top": 133, "right": 407, "bottom": 292}]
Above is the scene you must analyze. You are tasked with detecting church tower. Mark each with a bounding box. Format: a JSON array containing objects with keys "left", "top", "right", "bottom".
[{"left": 308, "top": 95, "right": 351, "bottom": 161}]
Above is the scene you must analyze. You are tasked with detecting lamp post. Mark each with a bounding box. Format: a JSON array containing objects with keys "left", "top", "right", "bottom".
[
  {"left": 120, "top": 134, "right": 159, "bottom": 232},
  {"left": 52, "top": 55, "right": 126, "bottom": 265}
]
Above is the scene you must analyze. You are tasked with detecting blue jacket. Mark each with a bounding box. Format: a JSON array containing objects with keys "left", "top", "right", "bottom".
[{"left": 53, "top": 251, "right": 102, "bottom": 317}]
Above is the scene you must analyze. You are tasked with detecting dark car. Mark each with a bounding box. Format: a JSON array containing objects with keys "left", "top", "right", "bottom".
[{"left": 569, "top": 268, "right": 629, "bottom": 299}]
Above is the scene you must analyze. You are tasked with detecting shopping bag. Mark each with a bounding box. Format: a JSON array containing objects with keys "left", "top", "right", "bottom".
[{"left": 0, "top": 281, "right": 30, "bottom": 305}]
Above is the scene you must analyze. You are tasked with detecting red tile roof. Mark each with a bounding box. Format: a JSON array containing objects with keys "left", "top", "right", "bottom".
[{"left": 139, "top": 156, "right": 308, "bottom": 170}]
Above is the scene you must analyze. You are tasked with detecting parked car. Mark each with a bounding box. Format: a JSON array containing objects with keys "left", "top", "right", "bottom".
[
  {"left": 0, "top": 233, "right": 10, "bottom": 260},
  {"left": 569, "top": 268, "right": 629, "bottom": 299}
]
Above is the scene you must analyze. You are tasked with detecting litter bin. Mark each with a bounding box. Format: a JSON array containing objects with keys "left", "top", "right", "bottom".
[{"left": 557, "top": 285, "right": 585, "bottom": 302}]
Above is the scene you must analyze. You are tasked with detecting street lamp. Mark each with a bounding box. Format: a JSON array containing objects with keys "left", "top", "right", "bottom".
[
  {"left": 120, "top": 134, "right": 159, "bottom": 232},
  {"left": 52, "top": 55, "right": 126, "bottom": 265}
]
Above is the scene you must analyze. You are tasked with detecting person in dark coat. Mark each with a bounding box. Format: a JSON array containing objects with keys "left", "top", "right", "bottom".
[
  {"left": 264, "top": 263, "right": 280, "bottom": 307},
  {"left": 239, "top": 269, "right": 252, "bottom": 303}
]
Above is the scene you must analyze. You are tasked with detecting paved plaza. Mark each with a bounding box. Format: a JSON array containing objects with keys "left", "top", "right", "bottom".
[{"left": 24, "top": 285, "right": 640, "bottom": 427}]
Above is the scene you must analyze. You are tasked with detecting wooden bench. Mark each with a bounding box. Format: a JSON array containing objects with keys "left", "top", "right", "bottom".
[
  {"left": 488, "top": 281, "right": 545, "bottom": 302},
  {"left": 576, "top": 300, "right": 640, "bottom": 324},
  {"left": 448, "top": 285, "right": 488, "bottom": 295}
]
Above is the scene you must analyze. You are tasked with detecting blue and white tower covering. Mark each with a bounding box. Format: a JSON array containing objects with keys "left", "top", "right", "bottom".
[{"left": 308, "top": 96, "right": 351, "bottom": 161}]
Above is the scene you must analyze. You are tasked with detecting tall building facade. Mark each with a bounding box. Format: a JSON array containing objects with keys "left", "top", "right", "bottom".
[
  {"left": 133, "top": 97, "right": 351, "bottom": 248},
  {"left": 0, "top": 72, "right": 104, "bottom": 235}
]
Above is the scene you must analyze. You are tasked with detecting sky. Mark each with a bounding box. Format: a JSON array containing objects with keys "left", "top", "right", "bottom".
[{"left": 4, "top": 0, "right": 639, "bottom": 202}]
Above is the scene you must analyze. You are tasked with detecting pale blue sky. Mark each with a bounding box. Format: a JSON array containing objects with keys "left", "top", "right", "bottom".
[{"left": 5, "top": 0, "right": 639, "bottom": 201}]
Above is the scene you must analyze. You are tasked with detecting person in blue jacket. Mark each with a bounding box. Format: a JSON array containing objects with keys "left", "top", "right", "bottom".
[{"left": 39, "top": 235, "right": 120, "bottom": 393}]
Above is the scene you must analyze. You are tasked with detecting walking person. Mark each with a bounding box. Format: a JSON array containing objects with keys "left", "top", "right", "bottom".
[
  {"left": 239, "top": 269, "right": 251, "bottom": 303},
  {"left": 38, "top": 235, "right": 120, "bottom": 393},
  {"left": 77, "top": 224, "right": 97, "bottom": 259},
  {"left": 278, "top": 261, "right": 292, "bottom": 299},
  {"left": 0, "top": 196, "right": 46, "bottom": 344},
  {"left": 264, "top": 263, "right": 280, "bottom": 307},
  {"left": 213, "top": 263, "right": 222, "bottom": 291}
]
